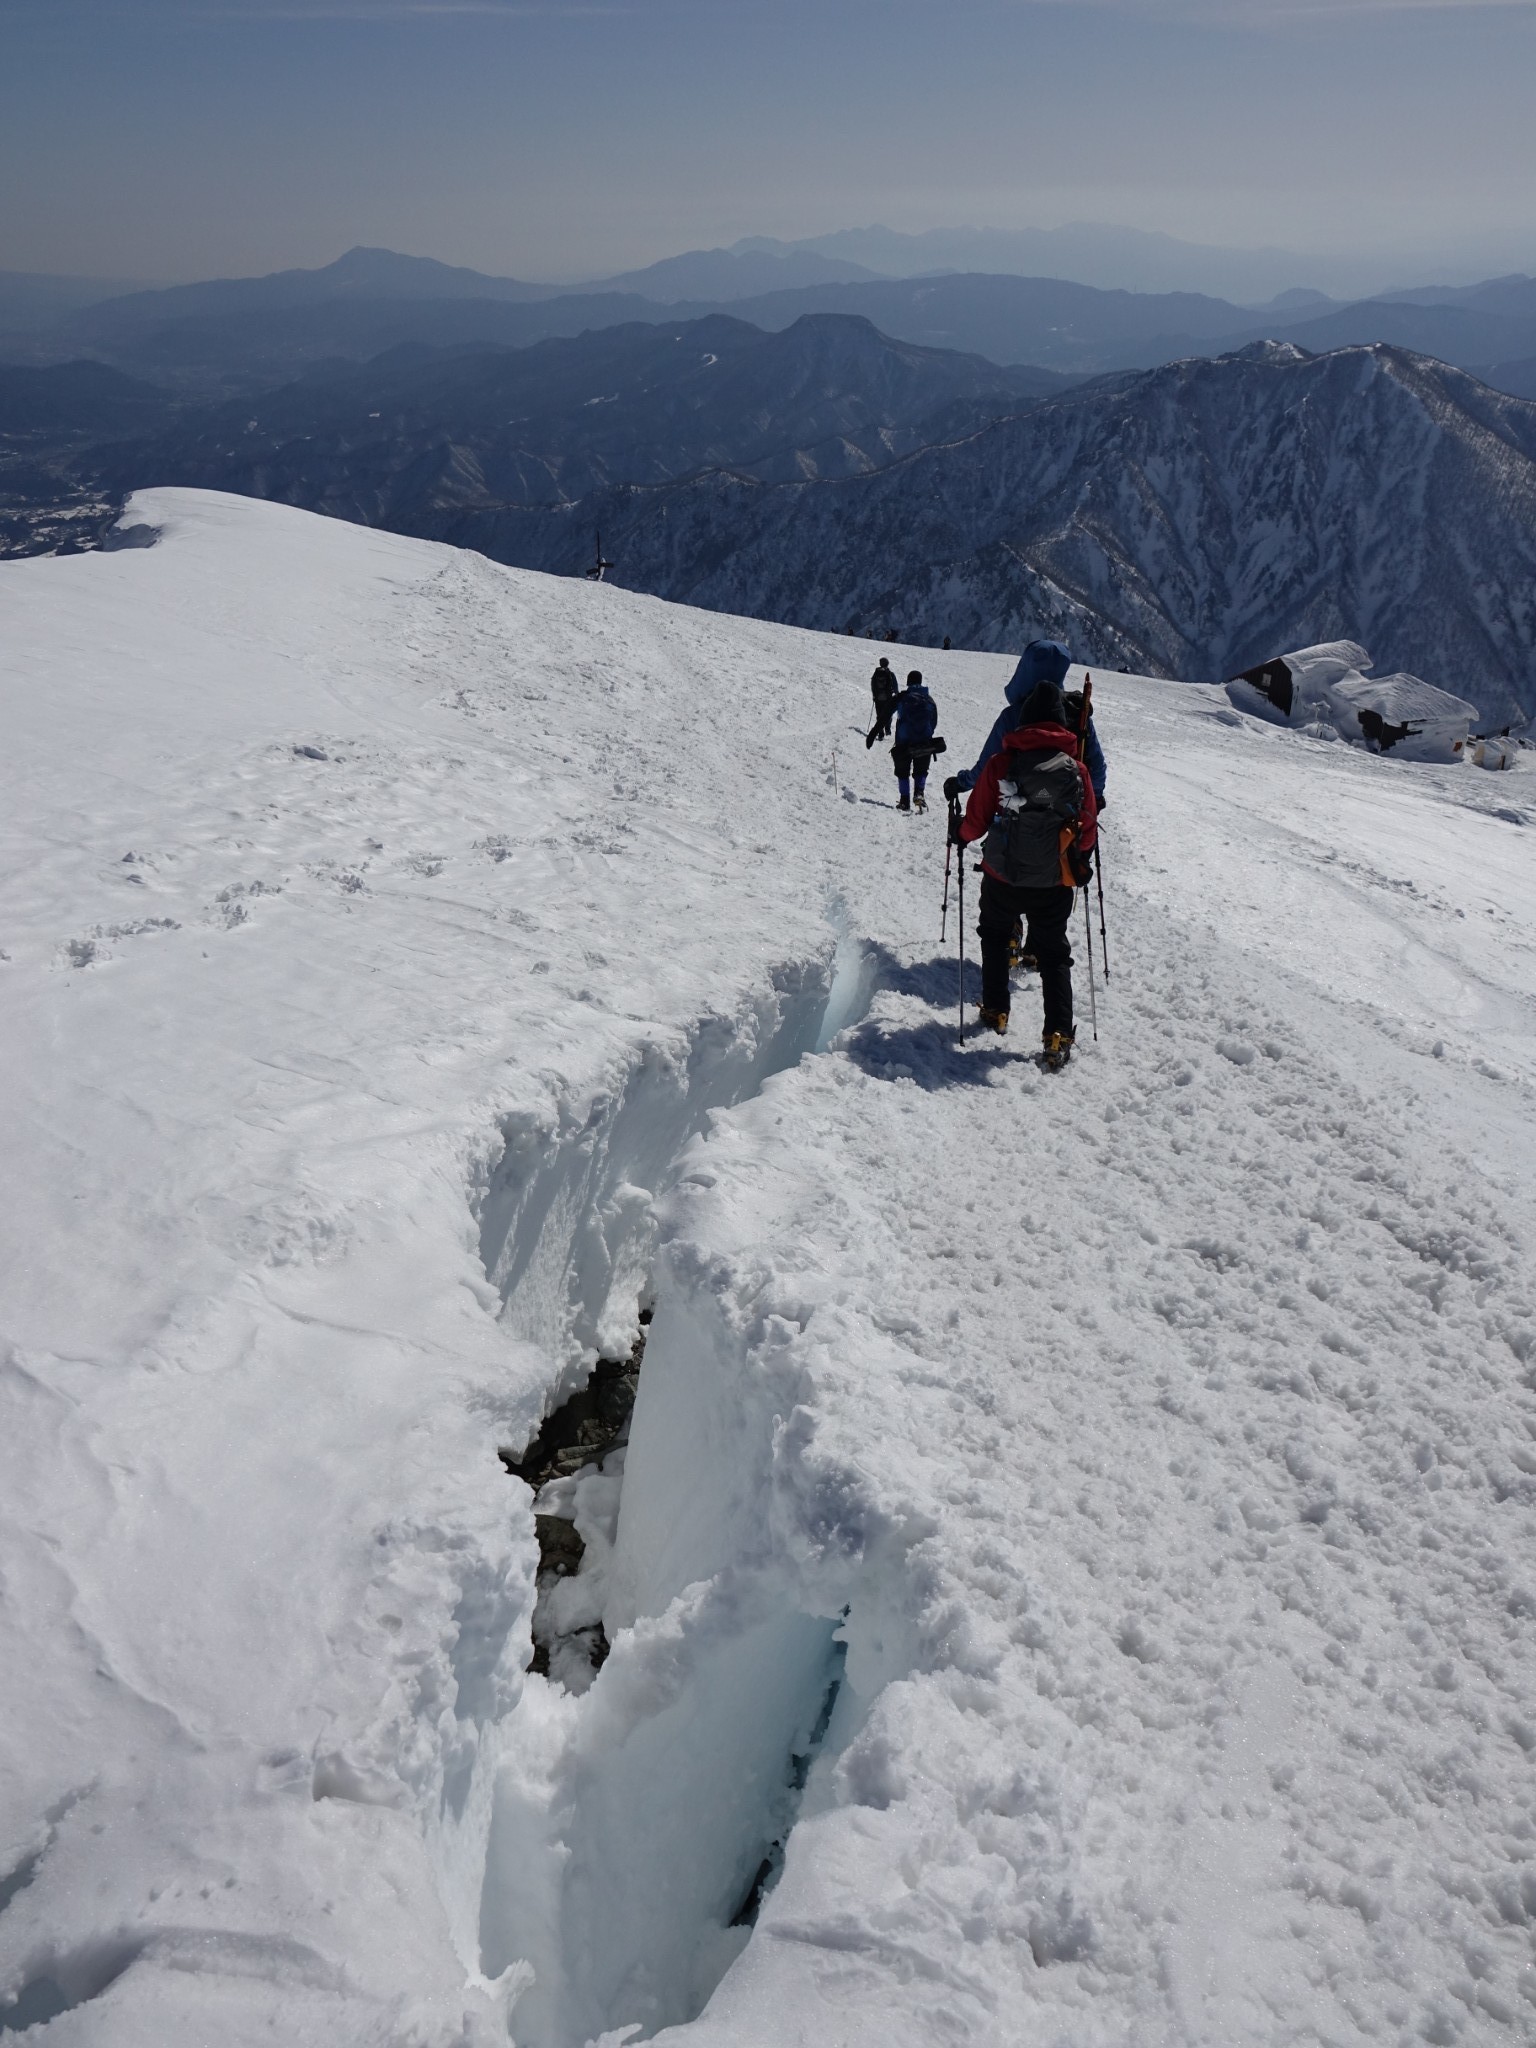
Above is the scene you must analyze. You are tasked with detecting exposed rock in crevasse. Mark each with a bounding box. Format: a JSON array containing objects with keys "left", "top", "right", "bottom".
[
  {"left": 499, "top": 1316, "right": 646, "bottom": 1491},
  {"left": 499, "top": 1317, "right": 649, "bottom": 1690}
]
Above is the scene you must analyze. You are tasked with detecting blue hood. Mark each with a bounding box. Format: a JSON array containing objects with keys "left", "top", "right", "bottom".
[{"left": 1003, "top": 640, "right": 1072, "bottom": 707}]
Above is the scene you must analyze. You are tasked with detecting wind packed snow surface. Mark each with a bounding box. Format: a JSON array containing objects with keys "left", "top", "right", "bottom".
[{"left": 2, "top": 492, "right": 1536, "bottom": 2048}]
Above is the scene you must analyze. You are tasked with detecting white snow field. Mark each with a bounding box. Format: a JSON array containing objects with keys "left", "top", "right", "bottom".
[{"left": 3, "top": 490, "right": 1536, "bottom": 2048}]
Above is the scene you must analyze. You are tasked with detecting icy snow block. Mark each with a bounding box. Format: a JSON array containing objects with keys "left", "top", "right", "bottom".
[
  {"left": 480, "top": 1600, "right": 840, "bottom": 2047},
  {"left": 101, "top": 522, "right": 161, "bottom": 552}
]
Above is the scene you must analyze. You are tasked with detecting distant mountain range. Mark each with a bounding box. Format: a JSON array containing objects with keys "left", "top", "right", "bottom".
[
  {"left": 0, "top": 312, "right": 1069, "bottom": 557},
  {"left": 732, "top": 227, "right": 1391, "bottom": 305},
  {"left": 7, "top": 247, "right": 1536, "bottom": 405},
  {"left": 5, "top": 274, "right": 1534, "bottom": 725},
  {"left": 412, "top": 340, "right": 1536, "bottom": 728},
  {"left": 18, "top": 218, "right": 1524, "bottom": 329},
  {"left": 568, "top": 246, "right": 885, "bottom": 302},
  {"left": 85, "top": 314, "right": 1070, "bottom": 512},
  {"left": 0, "top": 270, "right": 158, "bottom": 333}
]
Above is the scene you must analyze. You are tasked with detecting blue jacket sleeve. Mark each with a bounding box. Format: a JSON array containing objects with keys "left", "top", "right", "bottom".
[
  {"left": 1084, "top": 720, "right": 1107, "bottom": 803},
  {"left": 954, "top": 704, "right": 1014, "bottom": 792}
]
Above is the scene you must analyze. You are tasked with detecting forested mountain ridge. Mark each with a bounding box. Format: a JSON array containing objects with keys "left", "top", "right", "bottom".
[{"left": 86, "top": 314, "right": 1070, "bottom": 515}]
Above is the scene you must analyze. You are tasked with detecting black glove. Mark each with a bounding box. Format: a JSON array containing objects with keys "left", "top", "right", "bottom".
[
  {"left": 942, "top": 775, "right": 960, "bottom": 802},
  {"left": 947, "top": 815, "right": 965, "bottom": 848},
  {"left": 1068, "top": 846, "right": 1094, "bottom": 886}
]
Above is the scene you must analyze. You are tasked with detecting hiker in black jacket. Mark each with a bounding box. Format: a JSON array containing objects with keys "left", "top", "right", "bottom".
[{"left": 867, "top": 657, "right": 898, "bottom": 745}]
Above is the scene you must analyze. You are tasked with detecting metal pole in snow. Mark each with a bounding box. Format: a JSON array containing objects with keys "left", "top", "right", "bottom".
[
  {"left": 957, "top": 839, "right": 966, "bottom": 1044},
  {"left": 1095, "top": 837, "right": 1110, "bottom": 981}
]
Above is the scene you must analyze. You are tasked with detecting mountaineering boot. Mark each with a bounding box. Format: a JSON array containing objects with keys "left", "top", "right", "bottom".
[
  {"left": 897, "top": 794, "right": 912, "bottom": 813},
  {"left": 1041, "top": 1031, "right": 1074, "bottom": 1071},
  {"left": 913, "top": 792, "right": 928, "bottom": 813},
  {"left": 979, "top": 1005, "right": 1009, "bottom": 1034}
]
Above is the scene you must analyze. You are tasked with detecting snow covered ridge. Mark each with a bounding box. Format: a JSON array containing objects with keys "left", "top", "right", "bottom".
[{"left": 3, "top": 490, "right": 1536, "bottom": 2045}]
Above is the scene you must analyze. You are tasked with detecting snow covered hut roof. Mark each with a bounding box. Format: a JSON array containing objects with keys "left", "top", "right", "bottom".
[
  {"left": 1331, "top": 670, "right": 1479, "bottom": 727},
  {"left": 1227, "top": 640, "right": 1479, "bottom": 755}
]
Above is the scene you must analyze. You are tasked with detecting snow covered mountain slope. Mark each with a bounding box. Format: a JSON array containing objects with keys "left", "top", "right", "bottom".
[
  {"left": 485, "top": 341, "right": 1536, "bottom": 728},
  {"left": 2, "top": 491, "right": 1536, "bottom": 2046}
]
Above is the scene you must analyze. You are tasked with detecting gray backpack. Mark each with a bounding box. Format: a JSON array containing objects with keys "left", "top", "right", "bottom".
[{"left": 981, "top": 750, "right": 1082, "bottom": 888}]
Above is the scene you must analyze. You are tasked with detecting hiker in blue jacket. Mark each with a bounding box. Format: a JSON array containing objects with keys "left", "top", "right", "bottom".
[
  {"left": 892, "top": 670, "right": 938, "bottom": 813},
  {"left": 949, "top": 640, "right": 1107, "bottom": 807}
]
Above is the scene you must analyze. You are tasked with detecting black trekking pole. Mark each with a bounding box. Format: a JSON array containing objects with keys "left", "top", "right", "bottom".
[
  {"left": 1094, "top": 835, "right": 1110, "bottom": 981},
  {"left": 945, "top": 791, "right": 965, "bottom": 1034},
  {"left": 955, "top": 817, "right": 966, "bottom": 1045},
  {"left": 1075, "top": 672, "right": 1107, "bottom": 1021}
]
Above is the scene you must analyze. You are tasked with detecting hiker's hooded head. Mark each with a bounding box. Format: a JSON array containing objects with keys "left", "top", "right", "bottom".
[{"left": 1004, "top": 640, "right": 1072, "bottom": 708}]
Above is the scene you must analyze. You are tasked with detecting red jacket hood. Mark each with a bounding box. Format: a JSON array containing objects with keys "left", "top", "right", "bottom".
[{"left": 1002, "top": 720, "right": 1081, "bottom": 755}]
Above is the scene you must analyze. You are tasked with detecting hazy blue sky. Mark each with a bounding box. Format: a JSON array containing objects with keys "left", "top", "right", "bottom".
[{"left": 3, "top": 0, "right": 1533, "bottom": 284}]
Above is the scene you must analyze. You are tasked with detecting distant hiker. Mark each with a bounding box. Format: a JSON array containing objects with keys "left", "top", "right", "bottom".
[
  {"left": 953, "top": 640, "right": 1107, "bottom": 808},
  {"left": 893, "top": 670, "right": 938, "bottom": 812},
  {"left": 949, "top": 676, "right": 1097, "bottom": 1068},
  {"left": 942, "top": 636, "right": 952, "bottom": 651},
  {"left": 885, "top": 629, "right": 899, "bottom": 642},
  {"left": 867, "top": 656, "right": 899, "bottom": 745}
]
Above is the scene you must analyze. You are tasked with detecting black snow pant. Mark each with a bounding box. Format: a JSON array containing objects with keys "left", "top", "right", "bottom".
[
  {"left": 869, "top": 701, "right": 896, "bottom": 742},
  {"left": 891, "top": 744, "right": 932, "bottom": 789},
  {"left": 978, "top": 875, "right": 1075, "bottom": 1038}
]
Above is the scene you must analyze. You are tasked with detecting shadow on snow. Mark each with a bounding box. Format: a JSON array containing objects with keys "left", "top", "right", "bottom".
[{"left": 841, "top": 950, "right": 1019, "bottom": 1091}]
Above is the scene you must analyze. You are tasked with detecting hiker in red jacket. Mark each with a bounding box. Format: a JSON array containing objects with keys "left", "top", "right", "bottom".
[{"left": 951, "top": 677, "right": 1097, "bottom": 1069}]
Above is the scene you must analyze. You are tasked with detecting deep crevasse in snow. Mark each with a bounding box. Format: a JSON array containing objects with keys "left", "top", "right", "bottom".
[{"left": 1, "top": 490, "right": 1535, "bottom": 2047}]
